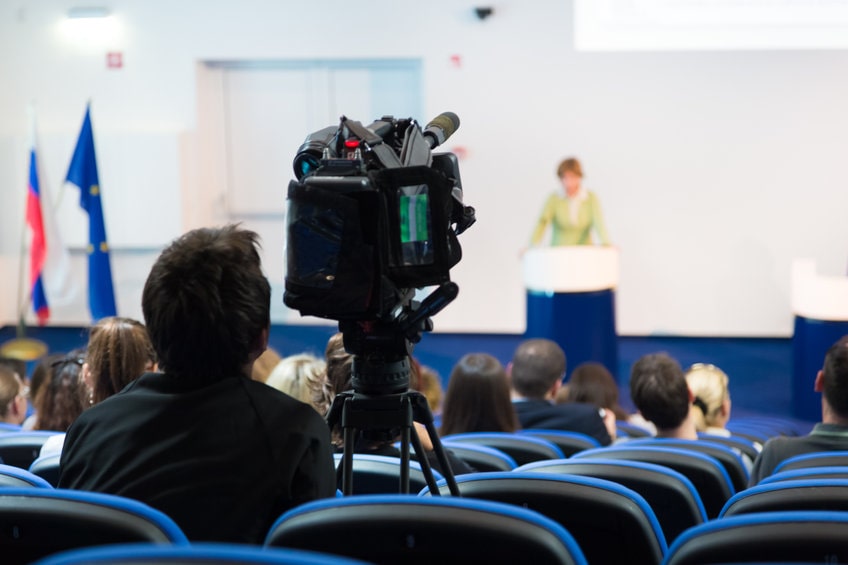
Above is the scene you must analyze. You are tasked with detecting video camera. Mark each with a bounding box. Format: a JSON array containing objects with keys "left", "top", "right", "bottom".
[{"left": 283, "top": 112, "right": 475, "bottom": 394}]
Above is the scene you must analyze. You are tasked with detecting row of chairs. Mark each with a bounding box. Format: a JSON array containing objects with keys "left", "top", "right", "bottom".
[{"left": 9, "top": 484, "right": 848, "bottom": 565}]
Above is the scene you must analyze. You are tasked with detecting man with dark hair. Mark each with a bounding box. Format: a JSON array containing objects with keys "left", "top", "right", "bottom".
[
  {"left": 59, "top": 225, "right": 336, "bottom": 543},
  {"left": 509, "top": 338, "right": 613, "bottom": 445},
  {"left": 629, "top": 352, "right": 698, "bottom": 439},
  {"left": 749, "top": 336, "right": 848, "bottom": 485}
]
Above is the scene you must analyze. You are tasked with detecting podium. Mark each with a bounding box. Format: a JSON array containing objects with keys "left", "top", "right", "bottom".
[
  {"left": 523, "top": 246, "right": 620, "bottom": 384},
  {"left": 791, "top": 259, "right": 848, "bottom": 421}
]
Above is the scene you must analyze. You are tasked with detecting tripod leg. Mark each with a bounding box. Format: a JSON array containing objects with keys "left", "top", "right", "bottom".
[
  {"left": 409, "top": 424, "right": 442, "bottom": 496},
  {"left": 399, "top": 425, "right": 411, "bottom": 494},
  {"left": 421, "top": 418, "right": 461, "bottom": 496}
]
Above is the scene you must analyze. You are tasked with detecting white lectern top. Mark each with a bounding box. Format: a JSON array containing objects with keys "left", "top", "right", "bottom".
[
  {"left": 523, "top": 246, "right": 620, "bottom": 293},
  {"left": 791, "top": 258, "right": 848, "bottom": 321}
]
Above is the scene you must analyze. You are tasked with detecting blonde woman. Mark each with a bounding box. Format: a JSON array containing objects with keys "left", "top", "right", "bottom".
[
  {"left": 265, "top": 353, "right": 333, "bottom": 417},
  {"left": 685, "top": 363, "right": 732, "bottom": 436}
]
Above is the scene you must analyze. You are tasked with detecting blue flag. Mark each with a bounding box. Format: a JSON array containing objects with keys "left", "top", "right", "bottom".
[{"left": 65, "top": 104, "right": 117, "bottom": 321}]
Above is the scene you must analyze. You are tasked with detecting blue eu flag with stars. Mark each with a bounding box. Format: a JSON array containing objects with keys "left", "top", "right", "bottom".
[{"left": 66, "top": 104, "right": 117, "bottom": 321}]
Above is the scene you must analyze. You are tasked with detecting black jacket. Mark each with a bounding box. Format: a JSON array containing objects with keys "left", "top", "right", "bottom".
[{"left": 513, "top": 399, "right": 612, "bottom": 445}]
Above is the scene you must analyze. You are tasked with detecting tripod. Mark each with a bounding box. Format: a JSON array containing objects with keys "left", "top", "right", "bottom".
[{"left": 325, "top": 284, "right": 461, "bottom": 497}]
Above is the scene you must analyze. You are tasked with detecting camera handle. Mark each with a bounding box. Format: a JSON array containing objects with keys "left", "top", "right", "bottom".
[{"left": 326, "top": 389, "right": 461, "bottom": 496}]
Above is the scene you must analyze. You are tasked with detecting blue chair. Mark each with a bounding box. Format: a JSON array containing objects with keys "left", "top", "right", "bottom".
[
  {"left": 516, "top": 458, "right": 706, "bottom": 544},
  {"left": 333, "top": 453, "right": 443, "bottom": 495},
  {"left": 265, "top": 494, "right": 588, "bottom": 565},
  {"left": 760, "top": 465, "right": 848, "bottom": 485},
  {"left": 720, "top": 479, "right": 848, "bottom": 518},
  {"left": 663, "top": 511, "right": 848, "bottom": 565},
  {"left": 29, "top": 453, "right": 61, "bottom": 487},
  {"left": 620, "top": 437, "right": 749, "bottom": 492},
  {"left": 616, "top": 422, "right": 655, "bottom": 438},
  {"left": 697, "top": 432, "right": 761, "bottom": 462},
  {"left": 0, "top": 488, "right": 188, "bottom": 565},
  {"left": 441, "top": 432, "right": 565, "bottom": 465},
  {"left": 518, "top": 429, "right": 601, "bottom": 456},
  {"left": 0, "top": 423, "right": 23, "bottom": 432},
  {"left": 434, "top": 442, "right": 517, "bottom": 472},
  {"left": 772, "top": 451, "right": 848, "bottom": 475},
  {"left": 573, "top": 445, "right": 734, "bottom": 518},
  {"left": 0, "top": 431, "right": 61, "bottom": 469},
  {"left": 425, "top": 471, "right": 667, "bottom": 565},
  {"left": 0, "top": 463, "right": 53, "bottom": 488},
  {"left": 29, "top": 543, "right": 373, "bottom": 565},
  {"left": 725, "top": 422, "right": 775, "bottom": 444}
]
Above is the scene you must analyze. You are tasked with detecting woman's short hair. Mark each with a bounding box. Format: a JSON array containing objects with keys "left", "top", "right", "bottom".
[
  {"left": 556, "top": 157, "right": 584, "bottom": 179},
  {"left": 0, "top": 366, "right": 23, "bottom": 420},
  {"left": 439, "top": 353, "right": 519, "bottom": 436},
  {"left": 266, "top": 353, "right": 333, "bottom": 416},
  {"left": 86, "top": 317, "right": 156, "bottom": 405},
  {"left": 325, "top": 332, "right": 353, "bottom": 396},
  {"left": 685, "top": 363, "right": 730, "bottom": 431}
]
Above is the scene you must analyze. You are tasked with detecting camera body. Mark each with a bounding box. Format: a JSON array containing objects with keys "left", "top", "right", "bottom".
[{"left": 284, "top": 114, "right": 474, "bottom": 324}]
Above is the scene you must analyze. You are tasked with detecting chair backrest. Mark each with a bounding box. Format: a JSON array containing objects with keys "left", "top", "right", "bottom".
[
  {"left": 333, "top": 453, "right": 443, "bottom": 495},
  {"left": 621, "top": 438, "right": 749, "bottom": 492},
  {"left": 28, "top": 453, "right": 61, "bottom": 487},
  {"left": 616, "top": 422, "right": 654, "bottom": 438},
  {"left": 759, "top": 465, "right": 848, "bottom": 485},
  {"left": 720, "top": 479, "right": 848, "bottom": 518},
  {"left": 724, "top": 422, "right": 773, "bottom": 443},
  {"left": 441, "top": 432, "right": 565, "bottom": 465},
  {"left": 518, "top": 429, "right": 601, "bottom": 456},
  {"left": 0, "top": 431, "right": 62, "bottom": 469},
  {"left": 426, "top": 472, "right": 666, "bottom": 565},
  {"left": 29, "top": 542, "right": 373, "bottom": 565},
  {"left": 0, "top": 423, "right": 23, "bottom": 432},
  {"left": 265, "top": 494, "right": 588, "bottom": 565},
  {"left": 697, "top": 432, "right": 761, "bottom": 462},
  {"left": 573, "top": 445, "right": 734, "bottom": 518},
  {"left": 772, "top": 451, "right": 848, "bottom": 475},
  {"left": 0, "top": 463, "right": 53, "bottom": 488},
  {"left": 437, "top": 442, "right": 517, "bottom": 472},
  {"left": 515, "top": 458, "right": 706, "bottom": 544},
  {"left": 0, "top": 488, "right": 188, "bottom": 565},
  {"left": 664, "top": 511, "right": 848, "bottom": 565}
]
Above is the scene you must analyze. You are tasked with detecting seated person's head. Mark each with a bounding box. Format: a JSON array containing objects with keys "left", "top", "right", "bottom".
[
  {"left": 685, "top": 363, "right": 731, "bottom": 432},
  {"left": 34, "top": 350, "right": 87, "bottom": 432},
  {"left": 817, "top": 336, "right": 848, "bottom": 420},
  {"left": 0, "top": 365, "right": 27, "bottom": 425},
  {"left": 509, "top": 338, "right": 566, "bottom": 400},
  {"left": 266, "top": 353, "right": 333, "bottom": 416},
  {"left": 440, "top": 353, "right": 519, "bottom": 435},
  {"left": 84, "top": 316, "right": 156, "bottom": 405},
  {"left": 142, "top": 225, "right": 271, "bottom": 381},
  {"left": 417, "top": 364, "right": 444, "bottom": 415},
  {"left": 325, "top": 332, "right": 353, "bottom": 396},
  {"left": 629, "top": 353, "right": 691, "bottom": 433},
  {"left": 562, "top": 361, "right": 628, "bottom": 420}
]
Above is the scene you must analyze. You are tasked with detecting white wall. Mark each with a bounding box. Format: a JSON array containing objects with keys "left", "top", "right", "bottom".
[{"left": 2, "top": 0, "right": 847, "bottom": 336}]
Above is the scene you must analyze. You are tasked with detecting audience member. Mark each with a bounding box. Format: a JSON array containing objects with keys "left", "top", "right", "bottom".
[
  {"left": 440, "top": 353, "right": 519, "bottom": 436},
  {"left": 32, "top": 350, "right": 87, "bottom": 432},
  {"left": 749, "top": 336, "right": 848, "bottom": 484},
  {"left": 40, "top": 317, "right": 157, "bottom": 457},
  {"left": 629, "top": 353, "right": 697, "bottom": 440},
  {"left": 0, "top": 365, "right": 27, "bottom": 426},
  {"left": 417, "top": 363, "right": 444, "bottom": 416},
  {"left": 509, "top": 339, "right": 613, "bottom": 445},
  {"left": 266, "top": 353, "right": 333, "bottom": 416},
  {"left": 325, "top": 332, "right": 352, "bottom": 396},
  {"left": 685, "top": 363, "right": 733, "bottom": 437},
  {"left": 251, "top": 346, "right": 282, "bottom": 383},
  {"left": 22, "top": 353, "right": 65, "bottom": 429},
  {"left": 558, "top": 361, "right": 630, "bottom": 421},
  {"left": 59, "top": 225, "right": 336, "bottom": 543}
]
